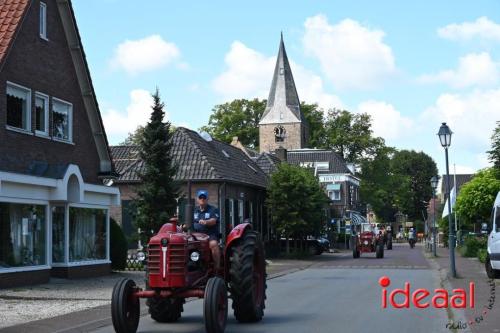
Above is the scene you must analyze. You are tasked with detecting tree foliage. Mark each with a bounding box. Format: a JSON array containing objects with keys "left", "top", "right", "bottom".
[
  {"left": 390, "top": 150, "right": 438, "bottom": 220},
  {"left": 323, "top": 109, "right": 385, "bottom": 163},
  {"left": 134, "top": 89, "right": 179, "bottom": 242},
  {"left": 359, "top": 148, "right": 437, "bottom": 222},
  {"left": 266, "top": 163, "right": 328, "bottom": 252},
  {"left": 455, "top": 168, "right": 500, "bottom": 227},
  {"left": 488, "top": 121, "right": 500, "bottom": 169},
  {"left": 199, "top": 99, "right": 266, "bottom": 149}
]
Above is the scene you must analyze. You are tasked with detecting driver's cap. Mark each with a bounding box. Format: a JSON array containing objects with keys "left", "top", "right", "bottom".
[{"left": 197, "top": 189, "right": 208, "bottom": 199}]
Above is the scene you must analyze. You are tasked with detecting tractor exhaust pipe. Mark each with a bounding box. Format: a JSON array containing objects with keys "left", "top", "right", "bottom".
[{"left": 185, "top": 180, "right": 194, "bottom": 233}]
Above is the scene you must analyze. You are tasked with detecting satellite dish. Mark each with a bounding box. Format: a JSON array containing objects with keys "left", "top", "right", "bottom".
[{"left": 199, "top": 131, "right": 212, "bottom": 142}]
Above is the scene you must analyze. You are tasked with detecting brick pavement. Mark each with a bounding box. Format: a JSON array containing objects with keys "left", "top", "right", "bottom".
[{"left": 427, "top": 246, "right": 500, "bottom": 333}]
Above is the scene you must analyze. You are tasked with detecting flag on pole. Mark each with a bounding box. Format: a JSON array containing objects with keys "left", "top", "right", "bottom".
[{"left": 442, "top": 185, "right": 457, "bottom": 218}]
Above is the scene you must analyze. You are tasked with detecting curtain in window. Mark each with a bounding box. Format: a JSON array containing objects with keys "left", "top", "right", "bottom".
[
  {"left": 9, "top": 205, "right": 22, "bottom": 264},
  {"left": 70, "top": 211, "right": 96, "bottom": 261}
]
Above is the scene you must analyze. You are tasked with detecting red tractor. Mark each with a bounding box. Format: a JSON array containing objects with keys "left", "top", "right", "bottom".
[
  {"left": 351, "top": 223, "right": 384, "bottom": 259},
  {"left": 111, "top": 214, "right": 266, "bottom": 333}
]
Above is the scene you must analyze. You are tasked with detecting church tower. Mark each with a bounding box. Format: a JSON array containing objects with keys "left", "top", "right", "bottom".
[{"left": 259, "top": 34, "right": 308, "bottom": 153}]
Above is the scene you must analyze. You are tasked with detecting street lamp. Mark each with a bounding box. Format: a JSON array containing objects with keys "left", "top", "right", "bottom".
[
  {"left": 430, "top": 175, "right": 439, "bottom": 257},
  {"left": 437, "top": 122, "right": 456, "bottom": 278}
]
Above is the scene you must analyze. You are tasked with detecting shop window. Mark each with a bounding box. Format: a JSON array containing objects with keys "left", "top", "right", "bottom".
[
  {"left": 69, "top": 208, "right": 106, "bottom": 262},
  {"left": 0, "top": 203, "right": 46, "bottom": 268},
  {"left": 52, "top": 206, "right": 65, "bottom": 263}
]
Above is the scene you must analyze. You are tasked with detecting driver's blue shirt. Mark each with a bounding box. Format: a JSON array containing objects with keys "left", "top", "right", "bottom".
[{"left": 193, "top": 204, "right": 220, "bottom": 237}]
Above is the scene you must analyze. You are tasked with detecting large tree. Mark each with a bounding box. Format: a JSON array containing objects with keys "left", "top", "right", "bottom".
[
  {"left": 134, "top": 89, "right": 178, "bottom": 242},
  {"left": 266, "top": 163, "right": 328, "bottom": 253},
  {"left": 300, "top": 102, "right": 326, "bottom": 149},
  {"left": 488, "top": 121, "right": 500, "bottom": 170},
  {"left": 199, "top": 99, "right": 266, "bottom": 149},
  {"left": 359, "top": 146, "right": 411, "bottom": 222},
  {"left": 455, "top": 168, "right": 500, "bottom": 228},
  {"left": 390, "top": 150, "right": 438, "bottom": 220},
  {"left": 323, "top": 109, "right": 385, "bottom": 164}
]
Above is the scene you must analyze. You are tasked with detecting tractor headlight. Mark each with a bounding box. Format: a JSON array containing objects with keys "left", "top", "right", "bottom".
[
  {"left": 190, "top": 251, "right": 200, "bottom": 262},
  {"left": 161, "top": 238, "right": 168, "bottom": 247}
]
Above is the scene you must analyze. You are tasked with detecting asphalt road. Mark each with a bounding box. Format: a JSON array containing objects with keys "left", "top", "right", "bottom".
[{"left": 91, "top": 244, "right": 454, "bottom": 333}]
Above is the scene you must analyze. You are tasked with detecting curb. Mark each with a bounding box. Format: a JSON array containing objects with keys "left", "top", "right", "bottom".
[{"left": 423, "top": 250, "right": 472, "bottom": 333}]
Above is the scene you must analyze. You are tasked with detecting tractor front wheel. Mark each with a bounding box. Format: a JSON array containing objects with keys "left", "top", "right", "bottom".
[
  {"left": 147, "top": 297, "right": 184, "bottom": 322},
  {"left": 111, "top": 278, "right": 140, "bottom": 333},
  {"left": 229, "top": 230, "right": 266, "bottom": 322},
  {"left": 204, "top": 277, "right": 228, "bottom": 333}
]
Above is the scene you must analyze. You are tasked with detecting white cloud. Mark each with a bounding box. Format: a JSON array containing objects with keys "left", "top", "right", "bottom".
[
  {"left": 102, "top": 89, "right": 155, "bottom": 140},
  {"left": 212, "top": 41, "right": 342, "bottom": 110},
  {"left": 418, "top": 53, "right": 499, "bottom": 88},
  {"left": 421, "top": 88, "right": 500, "bottom": 152},
  {"left": 110, "top": 35, "right": 180, "bottom": 75},
  {"left": 356, "top": 100, "right": 413, "bottom": 141},
  {"left": 438, "top": 17, "right": 500, "bottom": 42},
  {"left": 302, "top": 15, "right": 396, "bottom": 90}
]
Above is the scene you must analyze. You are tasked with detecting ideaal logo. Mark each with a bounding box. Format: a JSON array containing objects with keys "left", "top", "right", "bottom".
[
  {"left": 379, "top": 276, "right": 475, "bottom": 309},
  {"left": 379, "top": 276, "right": 496, "bottom": 330}
]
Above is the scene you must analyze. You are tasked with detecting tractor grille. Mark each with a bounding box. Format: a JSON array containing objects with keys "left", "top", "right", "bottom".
[
  {"left": 147, "top": 244, "right": 160, "bottom": 274},
  {"left": 168, "top": 244, "right": 186, "bottom": 274}
]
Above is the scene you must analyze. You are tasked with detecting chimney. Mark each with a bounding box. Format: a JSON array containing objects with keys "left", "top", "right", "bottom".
[{"left": 275, "top": 146, "right": 287, "bottom": 162}]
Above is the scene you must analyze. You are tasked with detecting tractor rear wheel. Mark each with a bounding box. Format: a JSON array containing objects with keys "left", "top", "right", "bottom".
[
  {"left": 229, "top": 230, "right": 266, "bottom": 322},
  {"left": 147, "top": 297, "right": 184, "bottom": 322},
  {"left": 111, "top": 278, "right": 140, "bottom": 333},
  {"left": 204, "top": 277, "right": 228, "bottom": 333},
  {"left": 376, "top": 243, "right": 384, "bottom": 258}
]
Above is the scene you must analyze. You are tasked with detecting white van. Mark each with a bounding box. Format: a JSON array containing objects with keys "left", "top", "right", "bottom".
[{"left": 486, "top": 191, "right": 500, "bottom": 278}]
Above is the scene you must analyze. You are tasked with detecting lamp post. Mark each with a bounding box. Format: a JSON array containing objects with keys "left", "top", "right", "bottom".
[
  {"left": 430, "top": 175, "right": 439, "bottom": 257},
  {"left": 437, "top": 122, "right": 456, "bottom": 278}
]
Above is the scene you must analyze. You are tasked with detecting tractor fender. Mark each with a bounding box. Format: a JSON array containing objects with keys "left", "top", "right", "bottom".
[{"left": 225, "top": 223, "right": 252, "bottom": 253}]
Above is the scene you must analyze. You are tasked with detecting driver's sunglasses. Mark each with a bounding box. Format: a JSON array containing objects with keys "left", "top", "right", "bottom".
[{"left": 198, "top": 196, "right": 207, "bottom": 200}]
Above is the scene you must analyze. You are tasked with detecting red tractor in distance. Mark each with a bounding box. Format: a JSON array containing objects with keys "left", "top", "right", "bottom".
[
  {"left": 111, "top": 204, "right": 266, "bottom": 333},
  {"left": 351, "top": 223, "right": 385, "bottom": 259}
]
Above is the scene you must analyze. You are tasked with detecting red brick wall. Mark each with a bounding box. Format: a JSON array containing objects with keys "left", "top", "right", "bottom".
[
  {"left": 0, "top": 269, "right": 50, "bottom": 289},
  {"left": 0, "top": 0, "right": 102, "bottom": 184}
]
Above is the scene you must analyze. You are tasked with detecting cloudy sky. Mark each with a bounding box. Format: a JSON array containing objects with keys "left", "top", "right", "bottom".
[{"left": 73, "top": 0, "right": 500, "bottom": 175}]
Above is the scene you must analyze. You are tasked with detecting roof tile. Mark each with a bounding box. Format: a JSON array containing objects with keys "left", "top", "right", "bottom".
[{"left": 0, "top": 0, "right": 30, "bottom": 64}]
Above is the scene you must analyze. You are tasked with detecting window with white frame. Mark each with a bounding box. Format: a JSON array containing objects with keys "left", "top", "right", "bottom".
[
  {"left": 35, "top": 92, "right": 49, "bottom": 135},
  {"left": 52, "top": 98, "right": 72, "bottom": 141},
  {"left": 40, "top": 2, "right": 47, "bottom": 39},
  {"left": 329, "top": 190, "right": 341, "bottom": 201},
  {"left": 6, "top": 82, "right": 31, "bottom": 131}
]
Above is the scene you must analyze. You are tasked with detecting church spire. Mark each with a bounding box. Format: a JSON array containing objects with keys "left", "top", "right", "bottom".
[{"left": 259, "top": 34, "right": 303, "bottom": 125}]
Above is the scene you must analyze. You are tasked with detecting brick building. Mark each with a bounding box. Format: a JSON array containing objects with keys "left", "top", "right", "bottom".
[{"left": 0, "top": 0, "right": 119, "bottom": 288}]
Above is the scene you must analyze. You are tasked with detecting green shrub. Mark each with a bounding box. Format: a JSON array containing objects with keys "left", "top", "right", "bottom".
[
  {"left": 110, "top": 218, "right": 128, "bottom": 270},
  {"left": 459, "top": 235, "right": 487, "bottom": 257},
  {"left": 478, "top": 248, "right": 488, "bottom": 263}
]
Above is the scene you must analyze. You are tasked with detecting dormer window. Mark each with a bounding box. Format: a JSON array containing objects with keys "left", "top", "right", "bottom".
[
  {"left": 279, "top": 67, "right": 284, "bottom": 75},
  {"left": 274, "top": 125, "right": 285, "bottom": 143},
  {"left": 40, "top": 2, "right": 47, "bottom": 40}
]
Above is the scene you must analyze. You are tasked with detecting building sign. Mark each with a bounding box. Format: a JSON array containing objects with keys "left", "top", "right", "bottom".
[{"left": 318, "top": 174, "right": 360, "bottom": 186}]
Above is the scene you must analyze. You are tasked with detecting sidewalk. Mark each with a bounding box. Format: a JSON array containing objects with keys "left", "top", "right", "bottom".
[
  {"left": 426, "top": 246, "right": 500, "bottom": 333},
  {"left": 0, "top": 256, "right": 323, "bottom": 332}
]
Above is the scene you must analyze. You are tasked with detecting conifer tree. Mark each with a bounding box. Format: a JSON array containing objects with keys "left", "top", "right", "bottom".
[{"left": 134, "top": 89, "right": 178, "bottom": 242}]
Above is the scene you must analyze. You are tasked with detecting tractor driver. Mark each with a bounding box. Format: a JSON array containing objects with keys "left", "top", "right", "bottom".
[{"left": 193, "top": 190, "right": 221, "bottom": 271}]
